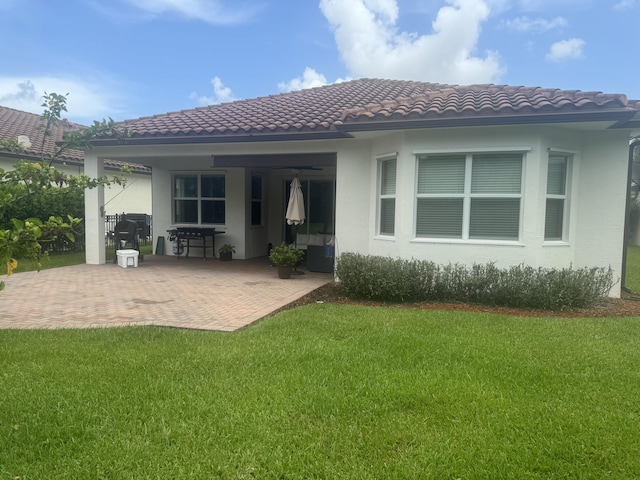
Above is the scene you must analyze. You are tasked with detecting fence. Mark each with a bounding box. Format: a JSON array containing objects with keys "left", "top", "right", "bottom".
[{"left": 105, "top": 213, "right": 153, "bottom": 248}]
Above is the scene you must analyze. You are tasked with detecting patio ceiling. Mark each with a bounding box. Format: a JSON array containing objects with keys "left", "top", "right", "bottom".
[{"left": 211, "top": 152, "right": 337, "bottom": 169}]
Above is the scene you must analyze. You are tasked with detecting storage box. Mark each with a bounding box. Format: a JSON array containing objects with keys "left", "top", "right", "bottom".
[
  {"left": 116, "top": 249, "right": 139, "bottom": 268},
  {"left": 306, "top": 245, "right": 334, "bottom": 273}
]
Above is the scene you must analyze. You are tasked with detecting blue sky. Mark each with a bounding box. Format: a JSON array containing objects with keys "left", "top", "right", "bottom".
[{"left": 0, "top": 0, "right": 638, "bottom": 124}]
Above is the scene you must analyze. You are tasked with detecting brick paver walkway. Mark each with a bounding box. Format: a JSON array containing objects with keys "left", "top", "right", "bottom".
[{"left": 0, "top": 256, "right": 332, "bottom": 331}]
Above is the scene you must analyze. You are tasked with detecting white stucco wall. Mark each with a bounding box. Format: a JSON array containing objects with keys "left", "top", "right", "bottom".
[
  {"left": 150, "top": 167, "right": 244, "bottom": 258},
  {"left": 333, "top": 125, "right": 629, "bottom": 296},
  {"left": 84, "top": 152, "right": 105, "bottom": 264},
  {"left": 573, "top": 131, "right": 629, "bottom": 294},
  {"left": 151, "top": 168, "right": 172, "bottom": 255},
  {"left": 102, "top": 173, "right": 152, "bottom": 216},
  {"left": 224, "top": 168, "right": 246, "bottom": 258},
  {"left": 333, "top": 142, "right": 374, "bottom": 256}
]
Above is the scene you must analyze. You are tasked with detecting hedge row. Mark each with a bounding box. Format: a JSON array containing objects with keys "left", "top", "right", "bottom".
[{"left": 335, "top": 253, "right": 616, "bottom": 311}]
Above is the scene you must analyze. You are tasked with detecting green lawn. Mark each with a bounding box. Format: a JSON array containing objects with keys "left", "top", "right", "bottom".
[
  {"left": 625, "top": 245, "right": 640, "bottom": 293},
  {"left": 2, "top": 306, "right": 640, "bottom": 479},
  {"left": 4, "top": 244, "right": 153, "bottom": 274}
]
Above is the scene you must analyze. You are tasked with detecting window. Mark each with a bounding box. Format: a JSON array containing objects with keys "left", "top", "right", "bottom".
[
  {"left": 173, "top": 173, "right": 225, "bottom": 224},
  {"left": 379, "top": 157, "right": 397, "bottom": 235},
  {"left": 416, "top": 153, "right": 523, "bottom": 240},
  {"left": 251, "top": 174, "right": 263, "bottom": 226},
  {"left": 545, "top": 154, "right": 569, "bottom": 241}
]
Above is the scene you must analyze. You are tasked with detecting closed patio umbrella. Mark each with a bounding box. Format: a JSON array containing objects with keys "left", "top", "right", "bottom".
[
  {"left": 286, "top": 176, "right": 306, "bottom": 226},
  {"left": 286, "top": 176, "right": 305, "bottom": 275}
]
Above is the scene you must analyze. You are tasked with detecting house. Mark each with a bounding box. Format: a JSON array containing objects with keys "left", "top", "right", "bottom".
[
  {"left": 0, "top": 105, "right": 152, "bottom": 216},
  {"left": 82, "top": 79, "right": 640, "bottom": 296}
]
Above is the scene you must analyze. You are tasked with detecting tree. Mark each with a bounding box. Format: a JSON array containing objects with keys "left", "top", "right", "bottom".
[{"left": 0, "top": 93, "right": 127, "bottom": 291}]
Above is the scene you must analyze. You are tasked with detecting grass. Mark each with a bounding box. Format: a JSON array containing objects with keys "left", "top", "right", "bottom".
[
  {"left": 625, "top": 245, "right": 640, "bottom": 293},
  {"left": 2, "top": 306, "right": 640, "bottom": 479},
  {"left": 4, "top": 244, "right": 153, "bottom": 274}
]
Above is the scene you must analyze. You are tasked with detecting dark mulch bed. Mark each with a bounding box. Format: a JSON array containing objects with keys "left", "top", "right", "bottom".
[{"left": 284, "top": 282, "right": 640, "bottom": 318}]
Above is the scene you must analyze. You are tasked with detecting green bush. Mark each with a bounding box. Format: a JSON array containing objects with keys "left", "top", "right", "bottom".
[{"left": 336, "top": 253, "right": 616, "bottom": 310}]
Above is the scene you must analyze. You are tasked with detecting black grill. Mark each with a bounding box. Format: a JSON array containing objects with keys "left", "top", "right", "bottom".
[{"left": 167, "top": 227, "right": 222, "bottom": 259}]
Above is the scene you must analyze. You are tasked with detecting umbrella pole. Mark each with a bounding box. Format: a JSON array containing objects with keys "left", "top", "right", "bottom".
[{"left": 291, "top": 223, "right": 304, "bottom": 275}]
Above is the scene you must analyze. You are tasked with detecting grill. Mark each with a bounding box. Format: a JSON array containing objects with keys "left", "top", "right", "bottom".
[{"left": 167, "top": 227, "right": 222, "bottom": 259}]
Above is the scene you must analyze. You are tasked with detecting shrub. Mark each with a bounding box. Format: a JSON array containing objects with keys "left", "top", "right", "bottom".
[
  {"left": 335, "top": 252, "right": 616, "bottom": 310},
  {"left": 268, "top": 243, "right": 304, "bottom": 266}
]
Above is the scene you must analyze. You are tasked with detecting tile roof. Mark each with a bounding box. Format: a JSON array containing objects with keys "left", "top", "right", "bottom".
[
  {"left": 0, "top": 105, "right": 150, "bottom": 173},
  {"left": 0, "top": 105, "right": 85, "bottom": 162},
  {"left": 107, "top": 78, "right": 638, "bottom": 143},
  {"left": 341, "top": 83, "right": 632, "bottom": 122}
]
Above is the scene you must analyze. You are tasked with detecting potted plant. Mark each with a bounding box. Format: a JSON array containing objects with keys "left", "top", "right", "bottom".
[
  {"left": 218, "top": 244, "right": 235, "bottom": 261},
  {"left": 268, "top": 242, "right": 304, "bottom": 279}
]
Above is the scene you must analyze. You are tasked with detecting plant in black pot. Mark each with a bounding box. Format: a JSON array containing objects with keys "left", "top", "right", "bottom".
[
  {"left": 218, "top": 244, "right": 235, "bottom": 261},
  {"left": 268, "top": 243, "right": 304, "bottom": 279}
]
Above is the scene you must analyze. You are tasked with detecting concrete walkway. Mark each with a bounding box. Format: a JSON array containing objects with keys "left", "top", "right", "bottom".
[{"left": 0, "top": 256, "right": 332, "bottom": 331}]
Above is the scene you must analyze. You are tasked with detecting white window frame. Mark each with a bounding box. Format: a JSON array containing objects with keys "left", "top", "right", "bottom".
[
  {"left": 544, "top": 153, "right": 571, "bottom": 242},
  {"left": 377, "top": 154, "right": 397, "bottom": 237},
  {"left": 172, "top": 172, "right": 226, "bottom": 225},
  {"left": 414, "top": 150, "right": 526, "bottom": 242}
]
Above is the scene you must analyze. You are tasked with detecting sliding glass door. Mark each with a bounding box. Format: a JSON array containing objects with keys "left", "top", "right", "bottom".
[{"left": 284, "top": 179, "right": 335, "bottom": 244}]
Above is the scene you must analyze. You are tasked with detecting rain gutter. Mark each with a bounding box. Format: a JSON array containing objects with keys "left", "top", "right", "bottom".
[{"left": 336, "top": 110, "right": 637, "bottom": 133}]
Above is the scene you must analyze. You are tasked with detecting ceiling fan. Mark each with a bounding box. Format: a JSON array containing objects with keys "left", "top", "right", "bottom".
[{"left": 273, "top": 166, "right": 323, "bottom": 171}]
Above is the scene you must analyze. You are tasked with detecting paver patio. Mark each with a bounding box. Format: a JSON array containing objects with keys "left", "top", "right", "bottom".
[{"left": 0, "top": 255, "right": 332, "bottom": 331}]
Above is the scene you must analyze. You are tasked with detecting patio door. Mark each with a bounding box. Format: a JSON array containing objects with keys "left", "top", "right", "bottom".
[{"left": 284, "top": 179, "right": 335, "bottom": 244}]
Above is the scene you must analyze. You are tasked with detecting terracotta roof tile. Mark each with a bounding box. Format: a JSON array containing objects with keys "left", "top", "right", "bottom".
[
  {"left": 342, "top": 83, "right": 633, "bottom": 122},
  {"left": 114, "top": 79, "right": 448, "bottom": 139},
  {"left": 0, "top": 105, "right": 150, "bottom": 173},
  {"left": 0, "top": 105, "right": 84, "bottom": 162},
  {"left": 98, "top": 79, "right": 638, "bottom": 142}
]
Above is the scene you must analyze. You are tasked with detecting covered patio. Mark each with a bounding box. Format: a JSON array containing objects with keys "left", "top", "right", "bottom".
[{"left": 1, "top": 257, "right": 332, "bottom": 331}]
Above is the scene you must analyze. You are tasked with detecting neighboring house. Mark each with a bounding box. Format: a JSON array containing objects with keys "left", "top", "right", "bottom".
[
  {"left": 0, "top": 105, "right": 152, "bottom": 216},
  {"left": 83, "top": 79, "right": 640, "bottom": 296}
]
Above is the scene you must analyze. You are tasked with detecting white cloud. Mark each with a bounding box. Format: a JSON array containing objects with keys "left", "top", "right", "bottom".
[
  {"left": 614, "top": 0, "right": 636, "bottom": 11},
  {"left": 122, "top": 0, "right": 261, "bottom": 24},
  {"left": 278, "top": 68, "right": 329, "bottom": 92},
  {"left": 545, "top": 38, "right": 585, "bottom": 62},
  {"left": 0, "top": 76, "right": 126, "bottom": 122},
  {"left": 503, "top": 16, "right": 567, "bottom": 33},
  {"left": 319, "top": 0, "right": 503, "bottom": 85},
  {"left": 190, "top": 76, "right": 237, "bottom": 105},
  {"left": 485, "top": 0, "right": 586, "bottom": 14}
]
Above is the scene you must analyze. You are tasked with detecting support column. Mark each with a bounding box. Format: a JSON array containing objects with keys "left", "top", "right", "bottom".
[{"left": 84, "top": 152, "right": 106, "bottom": 264}]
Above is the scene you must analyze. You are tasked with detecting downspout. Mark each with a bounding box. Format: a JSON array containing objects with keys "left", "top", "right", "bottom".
[{"left": 621, "top": 138, "right": 640, "bottom": 293}]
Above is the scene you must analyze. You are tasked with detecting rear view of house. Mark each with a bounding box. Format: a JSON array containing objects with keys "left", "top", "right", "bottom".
[{"left": 82, "top": 79, "right": 640, "bottom": 296}]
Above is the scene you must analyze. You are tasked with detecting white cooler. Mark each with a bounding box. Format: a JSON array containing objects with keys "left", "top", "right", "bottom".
[{"left": 116, "top": 249, "right": 139, "bottom": 268}]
